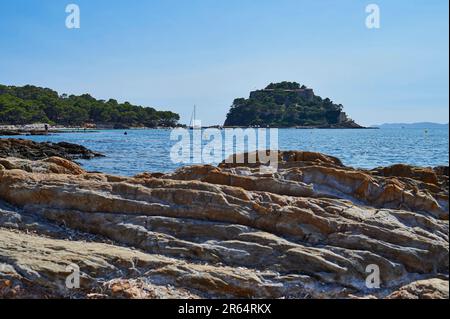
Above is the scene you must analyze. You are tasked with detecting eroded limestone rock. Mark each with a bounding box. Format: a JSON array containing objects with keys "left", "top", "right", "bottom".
[{"left": 0, "top": 150, "right": 448, "bottom": 299}]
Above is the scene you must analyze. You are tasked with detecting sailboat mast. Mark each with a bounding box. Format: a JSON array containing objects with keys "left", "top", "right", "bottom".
[
  {"left": 189, "top": 105, "right": 196, "bottom": 128},
  {"left": 193, "top": 105, "right": 196, "bottom": 125}
]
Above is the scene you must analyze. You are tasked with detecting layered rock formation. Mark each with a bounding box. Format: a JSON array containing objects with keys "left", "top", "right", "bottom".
[{"left": 0, "top": 150, "right": 448, "bottom": 299}]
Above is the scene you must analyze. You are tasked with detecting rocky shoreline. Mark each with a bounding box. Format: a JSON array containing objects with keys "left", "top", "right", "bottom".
[
  {"left": 0, "top": 138, "right": 104, "bottom": 161},
  {"left": 0, "top": 125, "right": 372, "bottom": 132},
  {"left": 0, "top": 140, "right": 448, "bottom": 299}
]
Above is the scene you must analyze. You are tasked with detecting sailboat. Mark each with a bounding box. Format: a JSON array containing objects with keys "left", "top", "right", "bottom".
[{"left": 189, "top": 105, "right": 202, "bottom": 129}]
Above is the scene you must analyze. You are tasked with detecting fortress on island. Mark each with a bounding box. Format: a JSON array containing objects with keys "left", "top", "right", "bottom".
[{"left": 224, "top": 82, "right": 362, "bottom": 128}]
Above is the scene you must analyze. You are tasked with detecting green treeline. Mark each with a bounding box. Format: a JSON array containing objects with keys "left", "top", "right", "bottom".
[
  {"left": 0, "top": 84, "right": 180, "bottom": 127},
  {"left": 224, "top": 82, "right": 345, "bottom": 127}
]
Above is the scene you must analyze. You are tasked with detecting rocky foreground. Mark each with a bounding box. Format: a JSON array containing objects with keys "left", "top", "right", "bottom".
[{"left": 0, "top": 147, "right": 448, "bottom": 299}]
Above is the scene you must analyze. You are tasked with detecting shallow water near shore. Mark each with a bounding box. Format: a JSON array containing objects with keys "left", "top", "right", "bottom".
[{"left": 2, "top": 128, "right": 448, "bottom": 176}]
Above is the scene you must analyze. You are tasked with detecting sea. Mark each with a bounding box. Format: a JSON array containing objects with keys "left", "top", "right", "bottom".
[{"left": 2, "top": 128, "right": 448, "bottom": 176}]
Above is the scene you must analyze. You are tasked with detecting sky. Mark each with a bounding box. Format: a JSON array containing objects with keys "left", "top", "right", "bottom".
[{"left": 0, "top": 0, "right": 448, "bottom": 126}]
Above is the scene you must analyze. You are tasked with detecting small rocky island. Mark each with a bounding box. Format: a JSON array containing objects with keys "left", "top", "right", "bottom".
[
  {"left": 0, "top": 138, "right": 104, "bottom": 160},
  {"left": 224, "top": 82, "right": 363, "bottom": 128},
  {"left": 0, "top": 139, "right": 448, "bottom": 299}
]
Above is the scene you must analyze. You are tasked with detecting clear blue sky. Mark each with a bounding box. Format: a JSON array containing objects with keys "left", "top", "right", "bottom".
[{"left": 0, "top": 0, "right": 448, "bottom": 126}]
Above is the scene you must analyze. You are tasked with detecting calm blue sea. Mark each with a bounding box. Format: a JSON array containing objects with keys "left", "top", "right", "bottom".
[{"left": 2, "top": 128, "right": 448, "bottom": 176}]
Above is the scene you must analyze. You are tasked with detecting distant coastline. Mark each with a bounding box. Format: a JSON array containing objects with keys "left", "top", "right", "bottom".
[
  {"left": 5, "top": 122, "right": 450, "bottom": 136},
  {"left": 372, "top": 122, "right": 449, "bottom": 129},
  {"left": 222, "top": 124, "right": 375, "bottom": 129},
  {"left": 0, "top": 124, "right": 376, "bottom": 136},
  {"left": 0, "top": 124, "right": 176, "bottom": 136},
  {"left": 0, "top": 84, "right": 180, "bottom": 128}
]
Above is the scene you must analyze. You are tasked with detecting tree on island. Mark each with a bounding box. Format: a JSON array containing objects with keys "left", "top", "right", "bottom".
[{"left": 266, "top": 81, "right": 301, "bottom": 90}]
